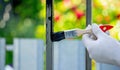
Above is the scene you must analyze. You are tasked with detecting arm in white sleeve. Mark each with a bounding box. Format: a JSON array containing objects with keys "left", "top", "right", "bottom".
[{"left": 82, "top": 24, "right": 120, "bottom": 66}]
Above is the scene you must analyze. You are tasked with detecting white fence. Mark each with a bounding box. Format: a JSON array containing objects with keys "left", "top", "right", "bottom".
[
  {"left": 0, "top": 38, "right": 120, "bottom": 70},
  {"left": 54, "top": 40, "right": 85, "bottom": 70},
  {"left": 13, "top": 39, "right": 44, "bottom": 70},
  {"left": 0, "top": 38, "right": 6, "bottom": 70}
]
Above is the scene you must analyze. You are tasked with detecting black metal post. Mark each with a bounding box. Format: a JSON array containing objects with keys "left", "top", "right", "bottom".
[
  {"left": 46, "top": 0, "right": 54, "bottom": 70},
  {"left": 86, "top": 0, "right": 92, "bottom": 70}
]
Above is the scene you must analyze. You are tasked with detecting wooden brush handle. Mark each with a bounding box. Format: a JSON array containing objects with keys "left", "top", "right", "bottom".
[
  {"left": 76, "top": 29, "right": 97, "bottom": 40},
  {"left": 76, "top": 29, "right": 92, "bottom": 36}
]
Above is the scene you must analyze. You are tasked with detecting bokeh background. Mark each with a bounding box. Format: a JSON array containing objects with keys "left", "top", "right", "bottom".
[{"left": 0, "top": 0, "right": 120, "bottom": 70}]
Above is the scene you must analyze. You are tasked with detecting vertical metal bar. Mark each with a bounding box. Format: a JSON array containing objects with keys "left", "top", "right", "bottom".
[
  {"left": 86, "top": 0, "right": 92, "bottom": 70},
  {"left": 46, "top": 0, "right": 53, "bottom": 70},
  {"left": 86, "top": 0, "right": 92, "bottom": 25}
]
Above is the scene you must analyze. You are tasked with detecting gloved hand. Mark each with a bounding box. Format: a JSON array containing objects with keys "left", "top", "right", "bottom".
[{"left": 82, "top": 24, "right": 120, "bottom": 66}]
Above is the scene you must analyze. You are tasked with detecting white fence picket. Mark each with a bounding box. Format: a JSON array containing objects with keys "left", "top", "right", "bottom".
[
  {"left": 0, "top": 38, "right": 6, "bottom": 70},
  {"left": 54, "top": 40, "right": 86, "bottom": 70},
  {"left": 13, "top": 38, "right": 44, "bottom": 70}
]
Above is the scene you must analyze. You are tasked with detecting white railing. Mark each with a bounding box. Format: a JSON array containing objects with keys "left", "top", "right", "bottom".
[{"left": 0, "top": 38, "right": 120, "bottom": 70}]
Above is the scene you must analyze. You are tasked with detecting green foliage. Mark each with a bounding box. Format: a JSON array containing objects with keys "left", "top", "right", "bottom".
[
  {"left": 6, "top": 51, "right": 13, "bottom": 65},
  {"left": 15, "top": 0, "right": 42, "bottom": 19},
  {"left": 4, "top": 0, "right": 10, "bottom": 2}
]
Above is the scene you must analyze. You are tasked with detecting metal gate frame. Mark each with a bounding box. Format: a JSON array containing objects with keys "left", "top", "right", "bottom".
[{"left": 46, "top": 0, "right": 92, "bottom": 70}]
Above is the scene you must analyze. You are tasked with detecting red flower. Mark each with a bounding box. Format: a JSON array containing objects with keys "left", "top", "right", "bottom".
[
  {"left": 71, "top": 6, "right": 85, "bottom": 20},
  {"left": 117, "top": 14, "right": 120, "bottom": 19},
  {"left": 71, "top": 6, "right": 77, "bottom": 12},
  {"left": 63, "top": 0, "right": 71, "bottom": 7},
  {"left": 63, "top": 0, "right": 70, "bottom": 3},
  {"left": 75, "top": 10, "right": 84, "bottom": 20},
  {"left": 54, "top": 15, "right": 60, "bottom": 22}
]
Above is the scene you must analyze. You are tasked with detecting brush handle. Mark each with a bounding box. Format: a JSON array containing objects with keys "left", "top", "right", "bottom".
[
  {"left": 76, "top": 29, "right": 92, "bottom": 36},
  {"left": 76, "top": 29, "right": 97, "bottom": 40}
]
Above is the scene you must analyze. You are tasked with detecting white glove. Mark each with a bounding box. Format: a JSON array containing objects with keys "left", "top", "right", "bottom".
[{"left": 82, "top": 24, "right": 120, "bottom": 66}]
